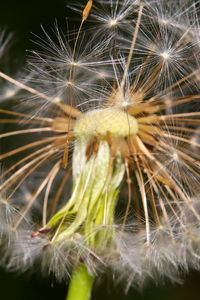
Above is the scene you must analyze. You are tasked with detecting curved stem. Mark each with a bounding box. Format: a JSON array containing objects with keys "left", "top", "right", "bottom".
[{"left": 66, "top": 264, "right": 94, "bottom": 300}]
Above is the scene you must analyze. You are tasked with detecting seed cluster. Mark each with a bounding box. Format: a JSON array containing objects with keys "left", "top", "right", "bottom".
[{"left": 0, "top": 0, "right": 200, "bottom": 288}]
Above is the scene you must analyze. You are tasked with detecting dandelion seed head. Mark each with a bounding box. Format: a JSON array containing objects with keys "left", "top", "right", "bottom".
[
  {"left": 0, "top": 0, "right": 200, "bottom": 289},
  {"left": 161, "top": 19, "right": 169, "bottom": 25},
  {"left": 69, "top": 61, "right": 80, "bottom": 67},
  {"left": 108, "top": 18, "right": 118, "bottom": 27},
  {"left": 3, "top": 88, "right": 16, "bottom": 98},
  {"left": 66, "top": 80, "right": 74, "bottom": 87},
  {"left": 160, "top": 51, "right": 170, "bottom": 60}
]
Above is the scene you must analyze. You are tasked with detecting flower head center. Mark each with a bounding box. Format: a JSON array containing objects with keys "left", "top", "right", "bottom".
[{"left": 74, "top": 108, "right": 138, "bottom": 138}]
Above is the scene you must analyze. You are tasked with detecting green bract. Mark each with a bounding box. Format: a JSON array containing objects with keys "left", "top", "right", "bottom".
[{"left": 48, "top": 139, "right": 125, "bottom": 254}]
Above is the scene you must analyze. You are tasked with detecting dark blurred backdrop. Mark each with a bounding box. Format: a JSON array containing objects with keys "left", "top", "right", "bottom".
[{"left": 0, "top": 0, "right": 200, "bottom": 299}]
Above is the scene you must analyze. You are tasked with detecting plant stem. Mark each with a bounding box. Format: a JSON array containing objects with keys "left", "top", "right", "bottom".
[{"left": 66, "top": 264, "right": 94, "bottom": 300}]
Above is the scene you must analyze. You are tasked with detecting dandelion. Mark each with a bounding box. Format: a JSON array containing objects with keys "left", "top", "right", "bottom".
[{"left": 0, "top": 0, "right": 200, "bottom": 299}]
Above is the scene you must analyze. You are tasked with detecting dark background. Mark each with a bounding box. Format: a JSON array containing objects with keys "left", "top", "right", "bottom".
[{"left": 0, "top": 0, "right": 200, "bottom": 299}]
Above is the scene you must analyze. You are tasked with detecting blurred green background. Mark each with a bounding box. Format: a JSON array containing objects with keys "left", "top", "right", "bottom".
[{"left": 0, "top": 0, "right": 200, "bottom": 299}]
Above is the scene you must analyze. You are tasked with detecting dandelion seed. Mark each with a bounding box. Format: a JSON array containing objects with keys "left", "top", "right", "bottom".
[
  {"left": 160, "top": 51, "right": 170, "bottom": 60},
  {"left": 0, "top": 0, "right": 200, "bottom": 299},
  {"left": 0, "top": 29, "right": 12, "bottom": 58}
]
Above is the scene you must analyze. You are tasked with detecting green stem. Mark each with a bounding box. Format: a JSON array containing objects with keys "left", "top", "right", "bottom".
[{"left": 66, "top": 264, "right": 94, "bottom": 300}]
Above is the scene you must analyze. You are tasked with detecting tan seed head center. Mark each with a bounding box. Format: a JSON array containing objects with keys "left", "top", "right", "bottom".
[{"left": 74, "top": 108, "right": 138, "bottom": 137}]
